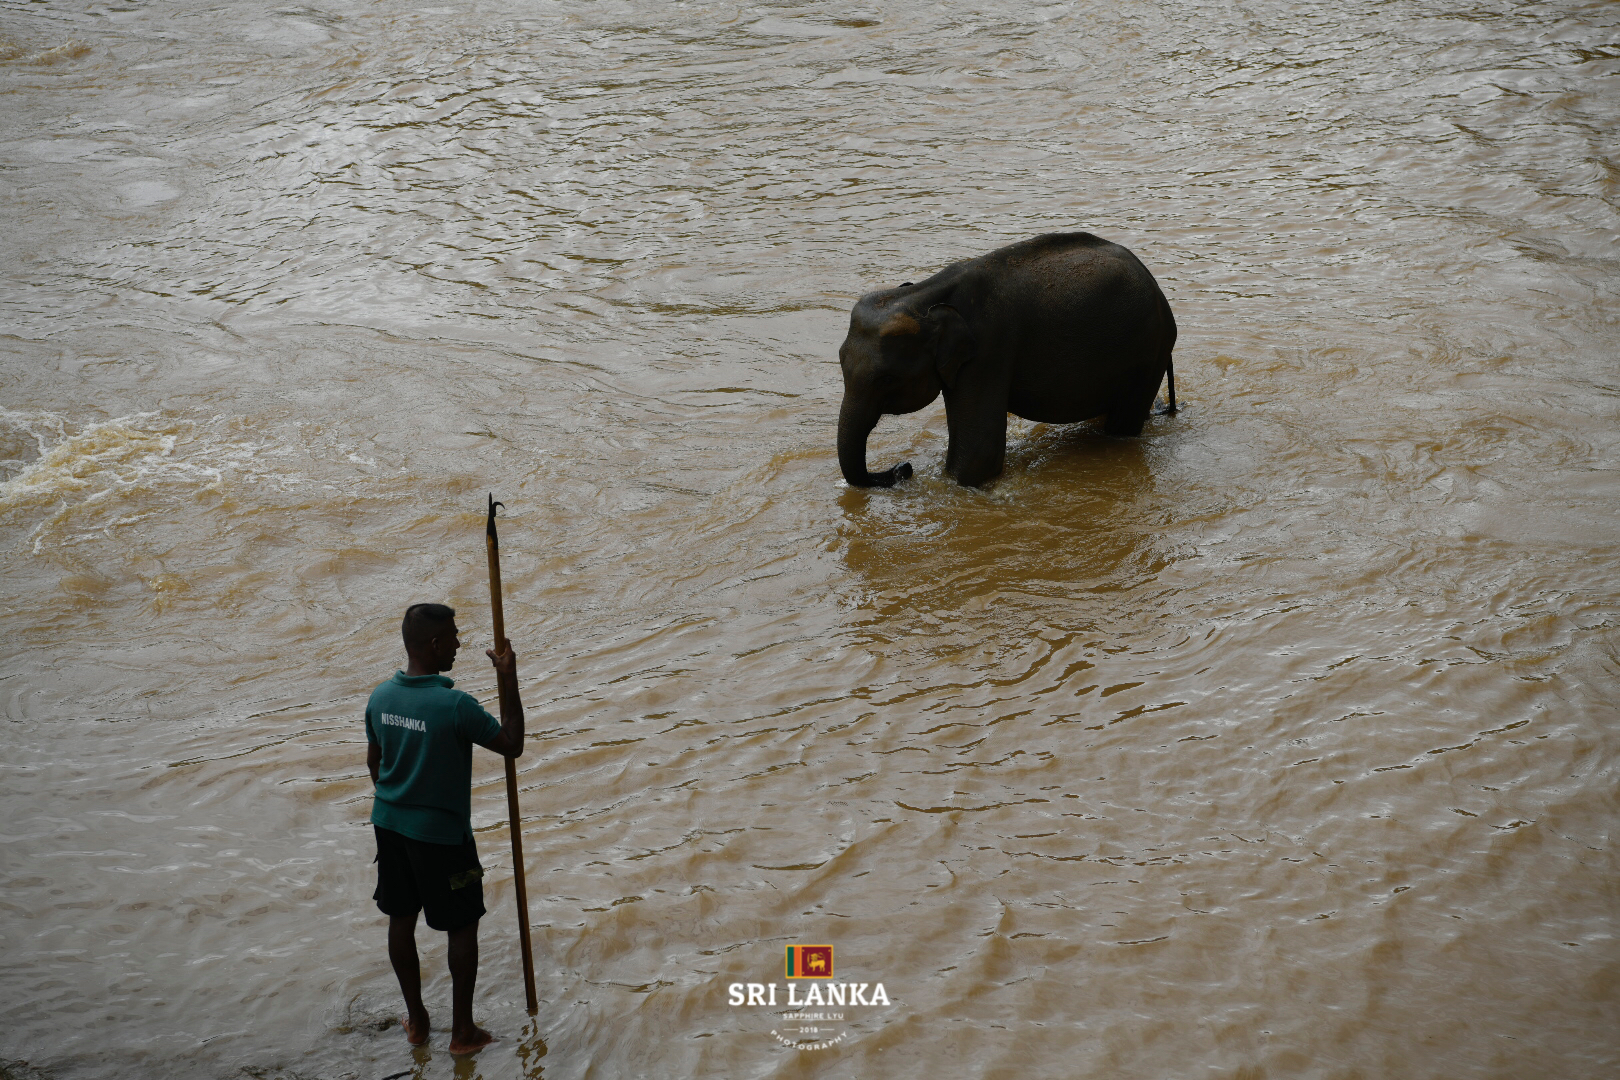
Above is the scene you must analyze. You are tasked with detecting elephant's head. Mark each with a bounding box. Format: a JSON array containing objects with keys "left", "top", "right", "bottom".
[{"left": 837, "top": 285, "right": 974, "bottom": 487}]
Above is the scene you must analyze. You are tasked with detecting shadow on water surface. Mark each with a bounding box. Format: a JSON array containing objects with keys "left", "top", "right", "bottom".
[{"left": 836, "top": 423, "right": 1178, "bottom": 621}]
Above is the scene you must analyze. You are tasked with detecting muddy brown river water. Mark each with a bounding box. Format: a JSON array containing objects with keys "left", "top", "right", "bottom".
[{"left": 2, "top": 1, "right": 1618, "bottom": 1078}]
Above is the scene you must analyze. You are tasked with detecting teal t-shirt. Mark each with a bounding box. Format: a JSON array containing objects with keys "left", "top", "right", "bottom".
[{"left": 365, "top": 671, "right": 502, "bottom": 845}]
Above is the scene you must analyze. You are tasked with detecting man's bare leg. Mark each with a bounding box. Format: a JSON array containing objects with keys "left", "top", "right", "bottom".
[
  {"left": 446, "top": 919, "right": 494, "bottom": 1054},
  {"left": 387, "top": 913, "right": 431, "bottom": 1045}
]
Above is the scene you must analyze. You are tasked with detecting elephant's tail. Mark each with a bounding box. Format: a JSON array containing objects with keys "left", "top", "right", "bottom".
[{"left": 1159, "top": 291, "right": 1178, "bottom": 416}]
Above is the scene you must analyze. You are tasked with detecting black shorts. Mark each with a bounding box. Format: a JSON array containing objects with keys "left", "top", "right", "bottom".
[{"left": 373, "top": 825, "right": 486, "bottom": 932}]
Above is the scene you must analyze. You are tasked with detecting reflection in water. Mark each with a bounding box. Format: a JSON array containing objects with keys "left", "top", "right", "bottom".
[
  {"left": 1, "top": 0, "right": 1617, "bottom": 1078},
  {"left": 840, "top": 424, "right": 1171, "bottom": 640}
]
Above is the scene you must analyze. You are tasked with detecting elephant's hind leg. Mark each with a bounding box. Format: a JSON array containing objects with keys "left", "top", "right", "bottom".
[{"left": 1102, "top": 366, "right": 1164, "bottom": 437}]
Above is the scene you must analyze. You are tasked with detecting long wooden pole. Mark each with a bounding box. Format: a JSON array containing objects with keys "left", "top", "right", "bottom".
[{"left": 486, "top": 493, "right": 538, "bottom": 1015}]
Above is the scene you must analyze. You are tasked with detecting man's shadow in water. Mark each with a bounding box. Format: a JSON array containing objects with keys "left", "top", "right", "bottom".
[{"left": 834, "top": 427, "right": 1175, "bottom": 636}]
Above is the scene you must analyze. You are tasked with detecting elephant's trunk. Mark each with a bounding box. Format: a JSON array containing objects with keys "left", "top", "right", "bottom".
[{"left": 838, "top": 394, "right": 911, "bottom": 488}]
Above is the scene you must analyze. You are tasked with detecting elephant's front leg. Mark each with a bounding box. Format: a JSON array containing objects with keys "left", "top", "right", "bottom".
[{"left": 942, "top": 388, "right": 1009, "bottom": 487}]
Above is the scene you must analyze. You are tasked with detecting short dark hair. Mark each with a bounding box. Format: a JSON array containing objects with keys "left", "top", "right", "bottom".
[{"left": 402, "top": 603, "right": 456, "bottom": 651}]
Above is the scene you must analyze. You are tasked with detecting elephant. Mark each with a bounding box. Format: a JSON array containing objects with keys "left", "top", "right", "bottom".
[{"left": 836, "top": 232, "right": 1177, "bottom": 488}]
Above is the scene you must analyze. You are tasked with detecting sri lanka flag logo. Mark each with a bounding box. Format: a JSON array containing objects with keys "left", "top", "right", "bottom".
[{"left": 785, "top": 944, "right": 833, "bottom": 979}]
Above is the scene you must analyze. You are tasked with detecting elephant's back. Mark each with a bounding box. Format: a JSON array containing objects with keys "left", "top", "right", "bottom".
[
  {"left": 974, "top": 234, "right": 1168, "bottom": 343},
  {"left": 980, "top": 233, "right": 1162, "bottom": 307},
  {"left": 980, "top": 235, "right": 1174, "bottom": 423}
]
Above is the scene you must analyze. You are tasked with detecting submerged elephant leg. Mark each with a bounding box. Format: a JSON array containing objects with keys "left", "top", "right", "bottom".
[
  {"left": 1102, "top": 365, "right": 1165, "bottom": 437},
  {"left": 943, "top": 389, "right": 1009, "bottom": 486}
]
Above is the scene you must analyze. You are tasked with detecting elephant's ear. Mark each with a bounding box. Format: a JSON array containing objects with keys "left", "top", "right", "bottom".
[{"left": 927, "top": 305, "right": 975, "bottom": 391}]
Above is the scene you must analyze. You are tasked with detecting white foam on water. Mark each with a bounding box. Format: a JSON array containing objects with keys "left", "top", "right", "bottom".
[
  {"left": 0, "top": 410, "right": 287, "bottom": 553},
  {"left": 0, "top": 39, "right": 92, "bottom": 65},
  {"left": 117, "top": 180, "right": 182, "bottom": 207},
  {"left": 2, "top": 411, "right": 190, "bottom": 505}
]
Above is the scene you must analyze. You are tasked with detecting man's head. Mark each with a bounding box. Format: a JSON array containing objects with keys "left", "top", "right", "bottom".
[{"left": 401, "top": 602, "right": 460, "bottom": 673}]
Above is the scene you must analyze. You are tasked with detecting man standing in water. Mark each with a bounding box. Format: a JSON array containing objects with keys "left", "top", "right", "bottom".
[{"left": 366, "top": 602, "right": 524, "bottom": 1054}]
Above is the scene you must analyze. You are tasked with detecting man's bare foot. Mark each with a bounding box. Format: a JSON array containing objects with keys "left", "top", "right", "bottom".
[
  {"left": 448, "top": 1025, "right": 496, "bottom": 1055},
  {"left": 402, "top": 1014, "right": 430, "bottom": 1046}
]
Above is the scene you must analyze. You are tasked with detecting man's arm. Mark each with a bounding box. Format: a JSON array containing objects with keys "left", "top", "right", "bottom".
[
  {"left": 483, "top": 639, "right": 525, "bottom": 758},
  {"left": 367, "top": 740, "right": 381, "bottom": 785}
]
